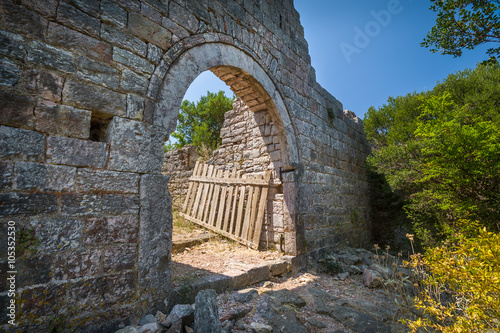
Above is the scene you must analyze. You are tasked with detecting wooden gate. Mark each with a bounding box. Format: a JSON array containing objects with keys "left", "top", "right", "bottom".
[{"left": 179, "top": 161, "right": 271, "bottom": 249}]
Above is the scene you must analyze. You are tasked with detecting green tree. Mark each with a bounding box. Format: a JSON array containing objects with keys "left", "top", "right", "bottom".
[
  {"left": 166, "top": 91, "right": 234, "bottom": 155},
  {"left": 422, "top": 0, "right": 500, "bottom": 62},
  {"left": 365, "top": 64, "right": 500, "bottom": 244}
]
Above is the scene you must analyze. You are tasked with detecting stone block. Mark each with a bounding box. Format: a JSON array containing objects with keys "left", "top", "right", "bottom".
[
  {"left": 0, "top": 57, "right": 20, "bottom": 86},
  {"left": 102, "top": 194, "right": 140, "bottom": 215},
  {"left": 121, "top": 69, "right": 148, "bottom": 95},
  {"left": 0, "top": 30, "right": 26, "bottom": 59},
  {"left": 140, "top": 0, "right": 168, "bottom": 15},
  {"left": 47, "top": 22, "right": 112, "bottom": 62},
  {"left": 76, "top": 169, "right": 140, "bottom": 193},
  {"left": 56, "top": 2, "right": 99, "bottom": 36},
  {"left": 77, "top": 56, "right": 119, "bottom": 89},
  {"left": 271, "top": 213, "right": 284, "bottom": 229},
  {"left": 62, "top": 79, "right": 126, "bottom": 116},
  {"left": 162, "top": 17, "right": 190, "bottom": 40},
  {"left": 35, "top": 103, "right": 91, "bottom": 139},
  {"left": 25, "top": 69, "right": 64, "bottom": 102},
  {"left": 147, "top": 43, "right": 162, "bottom": 64},
  {"left": 0, "top": 91, "right": 35, "bottom": 129},
  {"left": 27, "top": 39, "right": 76, "bottom": 73},
  {"left": 61, "top": 194, "right": 102, "bottom": 217},
  {"left": 46, "top": 135, "right": 107, "bottom": 168},
  {"left": 169, "top": 1, "right": 198, "bottom": 33},
  {"left": 268, "top": 260, "right": 290, "bottom": 276},
  {"left": 101, "top": 0, "right": 128, "bottom": 28},
  {"left": 65, "top": 0, "right": 100, "bottom": 17},
  {"left": 139, "top": 174, "right": 172, "bottom": 298},
  {"left": 0, "top": 1, "right": 47, "bottom": 39},
  {"left": 106, "top": 117, "right": 165, "bottom": 173},
  {"left": 102, "top": 244, "right": 136, "bottom": 272},
  {"left": 0, "top": 125, "right": 44, "bottom": 162},
  {"left": 127, "top": 94, "right": 144, "bottom": 120},
  {"left": 243, "top": 148, "right": 260, "bottom": 160},
  {"left": 247, "top": 265, "right": 271, "bottom": 285},
  {"left": 113, "top": 46, "right": 154, "bottom": 75},
  {"left": 141, "top": 3, "right": 162, "bottom": 24},
  {"left": 17, "top": 255, "right": 52, "bottom": 288},
  {"left": 46, "top": 164, "right": 77, "bottom": 192},
  {"left": 101, "top": 23, "right": 147, "bottom": 57},
  {"left": 128, "top": 13, "right": 171, "bottom": 49},
  {"left": 30, "top": 215, "right": 82, "bottom": 253},
  {"left": 20, "top": 0, "right": 58, "bottom": 18},
  {"left": 0, "top": 192, "right": 58, "bottom": 216},
  {"left": 269, "top": 150, "right": 281, "bottom": 162},
  {"left": 83, "top": 215, "right": 138, "bottom": 244},
  {"left": 53, "top": 248, "right": 101, "bottom": 280},
  {"left": 0, "top": 161, "right": 13, "bottom": 188},
  {"left": 13, "top": 162, "right": 47, "bottom": 190}
]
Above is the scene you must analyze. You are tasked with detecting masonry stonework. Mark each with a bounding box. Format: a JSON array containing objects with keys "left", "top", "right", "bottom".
[
  {"left": 0, "top": 0, "right": 370, "bottom": 331},
  {"left": 162, "top": 144, "right": 199, "bottom": 207}
]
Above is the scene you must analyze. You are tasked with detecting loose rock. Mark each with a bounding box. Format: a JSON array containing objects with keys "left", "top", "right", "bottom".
[
  {"left": 194, "top": 289, "right": 222, "bottom": 333},
  {"left": 139, "top": 314, "right": 156, "bottom": 326},
  {"left": 363, "top": 268, "right": 384, "bottom": 288},
  {"left": 250, "top": 322, "right": 272, "bottom": 333},
  {"left": 138, "top": 322, "right": 162, "bottom": 333}
]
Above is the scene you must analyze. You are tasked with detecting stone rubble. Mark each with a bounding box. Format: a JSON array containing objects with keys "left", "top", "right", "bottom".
[{"left": 114, "top": 247, "right": 412, "bottom": 333}]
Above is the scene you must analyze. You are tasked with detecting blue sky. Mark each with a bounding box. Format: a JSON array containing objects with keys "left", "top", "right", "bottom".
[{"left": 183, "top": 0, "right": 491, "bottom": 119}]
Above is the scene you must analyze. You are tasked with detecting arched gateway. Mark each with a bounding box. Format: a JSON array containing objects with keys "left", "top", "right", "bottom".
[{"left": 0, "top": 0, "right": 371, "bottom": 330}]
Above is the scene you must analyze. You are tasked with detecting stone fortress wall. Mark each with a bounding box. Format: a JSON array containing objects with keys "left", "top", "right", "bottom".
[{"left": 0, "top": 0, "right": 370, "bottom": 331}]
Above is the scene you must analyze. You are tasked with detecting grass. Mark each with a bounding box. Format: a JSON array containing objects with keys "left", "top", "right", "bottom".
[{"left": 172, "top": 209, "right": 199, "bottom": 234}]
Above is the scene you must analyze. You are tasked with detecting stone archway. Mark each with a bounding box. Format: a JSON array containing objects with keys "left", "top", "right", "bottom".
[{"left": 150, "top": 40, "right": 302, "bottom": 256}]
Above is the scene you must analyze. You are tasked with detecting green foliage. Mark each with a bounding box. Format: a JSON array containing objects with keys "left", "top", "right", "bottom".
[
  {"left": 404, "top": 222, "right": 500, "bottom": 332},
  {"left": 166, "top": 91, "right": 234, "bottom": 155},
  {"left": 364, "top": 64, "right": 500, "bottom": 245},
  {"left": 422, "top": 0, "right": 500, "bottom": 62}
]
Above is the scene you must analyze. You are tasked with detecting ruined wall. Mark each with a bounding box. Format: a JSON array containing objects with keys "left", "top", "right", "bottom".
[
  {"left": 0, "top": 0, "right": 370, "bottom": 331},
  {"left": 162, "top": 144, "right": 199, "bottom": 208}
]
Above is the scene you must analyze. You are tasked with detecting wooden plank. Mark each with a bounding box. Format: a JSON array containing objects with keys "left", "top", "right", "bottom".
[
  {"left": 234, "top": 179, "right": 247, "bottom": 237},
  {"left": 247, "top": 174, "right": 263, "bottom": 241},
  {"left": 241, "top": 176, "right": 255, "bottom": 241},
  {"left": 215, "top": 169, "right": 229, "bottom": 230},
  {"left": 186, "top": 161, "right": 204, "bottom": 215},
  {"left": 208, "top": 169, "right": 223, "bottom": 227},
  {"left": 197, "top": 164, "right": 214, "bottom": 221},
  {"left": 189, "top": 175, "right": 269, "bottom": 186},
  {"left": 229, "top": 171, "right": 241, "bottom": 235},
  {"left": 223, "top": 167, "right": 237, "bottom": 232},
  {"left": 252, "top": 171, "right": 272, "bottom": 246},
  {"left": 179, "top": 212, "right": 257, "bottom": 249},
  {"left": 191, "top": 163, "right": 208, "bottom": 217},
  {"left": 182, "top": 161, "right": 200, "bottom": 213},
  {"left": 202, "top": 165, "right": 217, "bottom": 222}
]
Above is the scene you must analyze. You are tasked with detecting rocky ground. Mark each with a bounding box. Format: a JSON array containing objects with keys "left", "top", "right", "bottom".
[{"left": 115, "top": 228, "right": 418, "bottom": 333}]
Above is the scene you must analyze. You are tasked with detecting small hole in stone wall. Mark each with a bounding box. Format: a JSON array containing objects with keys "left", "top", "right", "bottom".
[
  {"left": 327, "top": 108, "right": 335, "bottom": 124},
  {"left": 279, "top": 14, "right": 283, "bottom": 29},
  {"left": 89, "top": 114, "right": 113, "bottom": 142}
]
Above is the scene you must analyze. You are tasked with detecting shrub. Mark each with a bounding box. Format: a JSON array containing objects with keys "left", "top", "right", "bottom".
[{"left": 404, "top": 222, "right": 500, "bottom": 332}]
